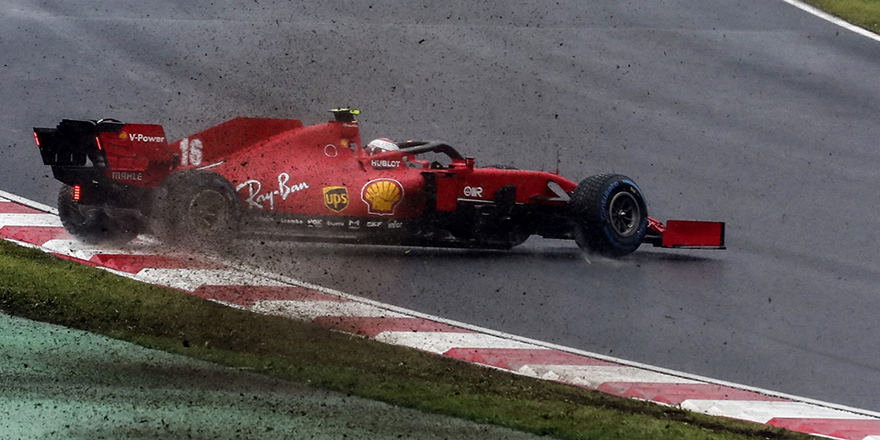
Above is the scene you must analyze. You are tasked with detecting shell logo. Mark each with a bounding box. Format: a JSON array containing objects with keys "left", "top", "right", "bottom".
[
  {"left": 361, "top": 179, "right": 404, "bottom": 215},
  {"left": 119, "top": 132, "right": 129, "bottom": 140}
]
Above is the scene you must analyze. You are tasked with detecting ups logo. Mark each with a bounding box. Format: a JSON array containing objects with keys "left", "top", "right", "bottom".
[{"left": 323, "top": 186, "right": 349, "bottom": 212}]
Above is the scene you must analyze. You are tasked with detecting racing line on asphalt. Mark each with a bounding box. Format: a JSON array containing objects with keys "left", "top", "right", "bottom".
[{"left": 2, "top": 189, "right": 880, "bottom": 440}]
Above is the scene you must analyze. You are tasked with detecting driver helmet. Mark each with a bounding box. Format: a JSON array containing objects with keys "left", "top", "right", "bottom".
[{"left": 366, "top": 138, "right": 398, "bottom": 155}]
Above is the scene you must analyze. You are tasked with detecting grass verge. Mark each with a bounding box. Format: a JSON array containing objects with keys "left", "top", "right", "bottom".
[
  {"left": 0, "top": 239, "right": 810, "bottom": 440},
  {"left": 803, "top": 0, "right": 880, "bottom": 35}
]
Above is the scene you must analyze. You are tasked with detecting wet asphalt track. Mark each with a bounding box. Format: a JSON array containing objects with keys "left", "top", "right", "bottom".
[{"left": 3, "top": 0, "right": 880, "bottom": 412}]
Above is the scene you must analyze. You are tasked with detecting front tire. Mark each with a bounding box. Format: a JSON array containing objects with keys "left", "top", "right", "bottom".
[
  {"left": 57, "top": 185, "right": 138, "bottom": 245},
  {"left": 570, "top": 174, "right": 648, "bottom": 257}
]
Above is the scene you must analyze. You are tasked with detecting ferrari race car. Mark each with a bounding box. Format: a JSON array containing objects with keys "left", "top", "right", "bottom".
[{"left": 33, "top": 109, "right": 725, "bottom": 257}]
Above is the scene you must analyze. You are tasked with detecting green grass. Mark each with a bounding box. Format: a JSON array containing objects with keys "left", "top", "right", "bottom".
[
  {"left": 804, "top": 0, "right": 880, "bottom": 34},
  {"left": 0, "top": 239, "right": 810, "bottom": 440}
]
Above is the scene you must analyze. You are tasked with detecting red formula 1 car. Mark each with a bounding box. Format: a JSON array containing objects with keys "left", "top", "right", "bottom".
[{"left": 33, "top": 109, "right": 724, "bottom": 257}]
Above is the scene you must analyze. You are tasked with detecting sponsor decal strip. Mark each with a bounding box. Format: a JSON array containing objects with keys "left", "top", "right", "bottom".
[
  {"left": 124, "top": 133, "right": 166, "bottom": 143},
  {"left": 4, "top": 192, "right": 880, "bottom": 439},
  {"left": 111, "top": 171, "right": 143, "bottom": 181}
]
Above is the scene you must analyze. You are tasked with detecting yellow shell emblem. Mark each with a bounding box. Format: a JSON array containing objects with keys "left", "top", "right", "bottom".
[{"left": 361, "top": 179, "right": 404, "bottom": 215}]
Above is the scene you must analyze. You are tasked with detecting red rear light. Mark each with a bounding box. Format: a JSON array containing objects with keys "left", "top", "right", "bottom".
[
  {"left": 72, "top": 185, "right": 81, "bottom": 202},
  {"left": 94, "top": 135, "right": 103, "bottom": 151},
  {"left": 33, "top": 132, "right": 40, "bottom": 147}
]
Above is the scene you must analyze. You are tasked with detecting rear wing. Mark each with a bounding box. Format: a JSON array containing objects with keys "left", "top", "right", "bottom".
[
  {"left": 34, "top": 119, "right": 121, "bottom": 167},
  {"left": 34, "top": 119, "right": 172, "bottom": 187}
]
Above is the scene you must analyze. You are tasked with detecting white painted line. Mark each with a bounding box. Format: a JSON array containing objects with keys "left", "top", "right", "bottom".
[
  {"left": 252, "top": 300, "right": 410, "bottom": 321},
  {"left": 135, "top": 268, "right": 287, "bottom": 292},
  {"left": 374, "top": 331, "right": 541, "bottom": 354},
  {"left": 0, "top": 190, "right": 57, "bottom": 214},
  {"left": 780, "top": 0, "right": 880, "bottom": 43},
  {"left": 0, "top": 213, "right": 62, "bottom": 227},
  {"left": 680, "top": 400, "right": 876, "bottom": 424},
  {"left": 517, "top": 365, "right": 701, "bottom": 388}
]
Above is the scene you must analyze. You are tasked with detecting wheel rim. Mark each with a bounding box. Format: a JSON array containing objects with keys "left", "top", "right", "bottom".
[
  {"left": 188, "top": 189, "right": 229, "bottom": 233},
  {"left": 607, "top": 191, "right": 640, "bottom": 237}
]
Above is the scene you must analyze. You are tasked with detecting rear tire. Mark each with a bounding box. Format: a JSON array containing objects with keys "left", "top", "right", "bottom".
[
  {"left": 570, "top": 174, "right": 647, "bottom": 257},
  {"left": 57, "top": 185, "right": 138, "bottom": 245},
  {"left": 151, "top": 171, "right": 240, "bottom": 249}
]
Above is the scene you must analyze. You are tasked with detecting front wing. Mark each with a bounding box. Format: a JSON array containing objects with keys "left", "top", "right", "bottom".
[{"left": 646, "top": 218, "right": 726, "bottom": 250}]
